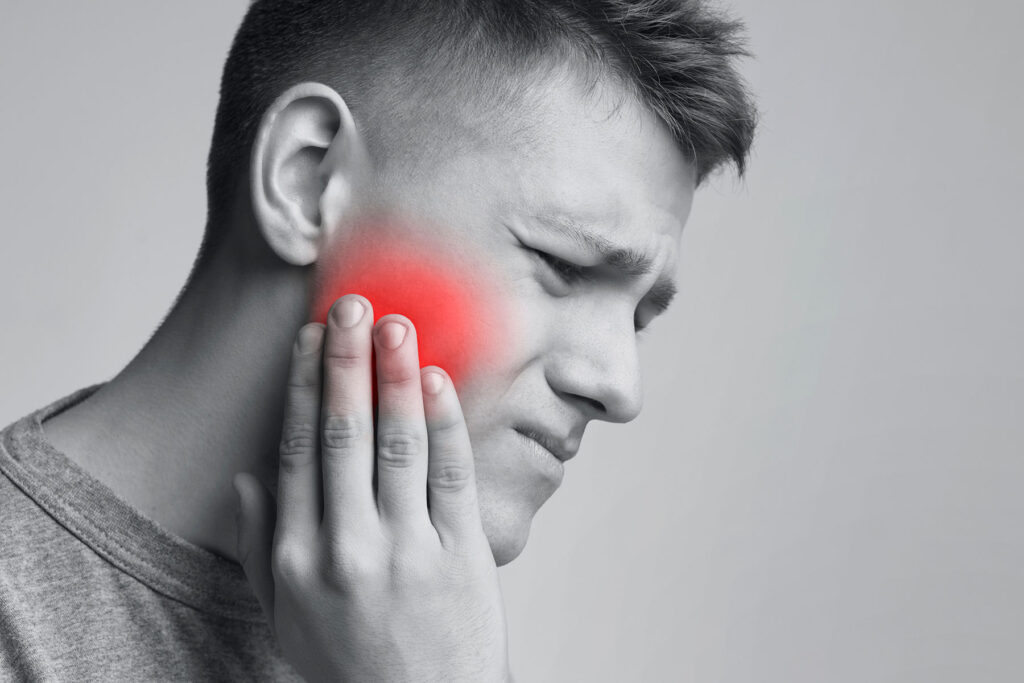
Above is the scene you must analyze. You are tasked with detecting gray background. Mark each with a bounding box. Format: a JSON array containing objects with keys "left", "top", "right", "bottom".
[{"left": 2, "top": 2, "right": 1022, "bottom": 681}]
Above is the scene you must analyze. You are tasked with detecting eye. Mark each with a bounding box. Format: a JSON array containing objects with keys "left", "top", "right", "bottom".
[{"left": 529, "top": 248, "right": 588, "bottom": 285}]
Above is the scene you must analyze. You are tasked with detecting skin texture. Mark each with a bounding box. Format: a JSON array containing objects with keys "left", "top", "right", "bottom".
[{"left": 42, "top": 68, "right": 696, "bottom": 572}]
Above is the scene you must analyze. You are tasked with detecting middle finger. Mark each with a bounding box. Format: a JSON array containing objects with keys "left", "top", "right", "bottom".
[{"left": 373, "top": 314, "right": 429, "bottom": 532}]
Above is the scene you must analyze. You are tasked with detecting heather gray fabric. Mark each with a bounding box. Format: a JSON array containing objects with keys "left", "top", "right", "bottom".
[{"left": 0, "top": 385, "right": 303, "bottom": 682}]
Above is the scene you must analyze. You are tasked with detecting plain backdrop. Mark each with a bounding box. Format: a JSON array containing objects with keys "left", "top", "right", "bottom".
[{"left": 2, "top": 2, "right": 1022, "bottom": 681}]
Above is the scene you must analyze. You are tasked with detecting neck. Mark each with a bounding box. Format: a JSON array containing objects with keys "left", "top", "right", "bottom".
[{"left": 43, "top": 240, "right": 311, "bottom": 562}]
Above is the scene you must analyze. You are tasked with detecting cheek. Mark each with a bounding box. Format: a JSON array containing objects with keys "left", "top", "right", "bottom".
[{"left": 311, "top": 223, "right": 518, "bottom": 389}]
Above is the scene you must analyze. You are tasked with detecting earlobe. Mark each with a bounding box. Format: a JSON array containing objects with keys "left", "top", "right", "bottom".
[{"left": 250, "top": 82, "right": 365, "bottom": 266}]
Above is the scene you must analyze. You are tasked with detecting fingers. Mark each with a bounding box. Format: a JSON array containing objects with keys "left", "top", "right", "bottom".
[
  {"left": 289, "top": 298, "right": 479, "bottom": 555},
  {"left": 420, "top": 367, "right": 485, "bottom": 551},
  {"left": 320, "top": 295, "right": 377, "bottom": 538},
  {"left": 276, "top": 323, "right": 325, "bottom": 544},
  {"left": 233, "top": 472, "right": 277, "bottom": 636},
  {"left": 373, "top": 314, "right": 430, "bottom": 531}
]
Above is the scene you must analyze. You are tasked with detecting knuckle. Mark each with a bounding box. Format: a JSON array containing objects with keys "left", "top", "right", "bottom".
[
  {"left": 429, "top": 412, "right": 465, "bottom": 438},
  {"left": 323, "top": 351, "right": 363, "bottom": 371},
  {"left": 271, "top": 542, "right": 309, "bottom": 583},
  {"left": 376, "top": 430, "right": 423, "bottom": 467},
  {"left": 286, "top": 375, "right": 317, "bottom": 389},
  {"left": 322, "top": 414, "right": 366, "bottom": 451},
  {"left": 322, "top": 540, "right": 378, "bottom": 588},
  {"left": 431, "top": 461, "right": 474, "bottom": 490},
  {"left": 377, "top": 372, "right": 420, "bottom": 389},
  {"left": 278, "top": 421, "right": 317, "bottom": 468}
]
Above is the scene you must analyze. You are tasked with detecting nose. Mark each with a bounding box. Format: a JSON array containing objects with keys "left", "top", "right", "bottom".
[{"left": 545, "top": 310, "right": 644, "bottom": 424}]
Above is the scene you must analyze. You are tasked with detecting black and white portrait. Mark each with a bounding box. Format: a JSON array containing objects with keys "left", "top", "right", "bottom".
[{"left": 1, "top": 1, "right": 1020, "bottom": 681}]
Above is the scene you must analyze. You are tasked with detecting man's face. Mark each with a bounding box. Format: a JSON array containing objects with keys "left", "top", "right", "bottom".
[{"left": 314, "top": 73, "right": 696, "bottom": 565}]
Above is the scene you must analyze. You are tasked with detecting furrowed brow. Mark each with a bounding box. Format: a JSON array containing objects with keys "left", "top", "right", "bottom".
[
  {"left": 533, "top": 213, "right": 656, "bottom": 278},
  {"left": 533, "top": 212, "right": 680, "bottom": 315}
]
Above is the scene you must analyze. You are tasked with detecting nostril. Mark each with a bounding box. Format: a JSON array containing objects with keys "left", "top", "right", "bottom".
[{"left": 572, "top": 394, "right": 605, "bottom": 415}]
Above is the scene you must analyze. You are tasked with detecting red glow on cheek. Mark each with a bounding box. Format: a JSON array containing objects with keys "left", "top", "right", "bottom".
[{"left": 310, "top": 219, "right": 515, "bottom": 389}]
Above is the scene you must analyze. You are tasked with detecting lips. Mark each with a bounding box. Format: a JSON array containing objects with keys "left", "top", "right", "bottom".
[{"left": 513, "top": 426, "right": 579, "bottom": 462}]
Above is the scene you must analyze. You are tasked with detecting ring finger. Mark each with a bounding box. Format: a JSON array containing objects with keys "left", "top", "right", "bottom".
[{"left": 320, "top": 294, "right": 378, "bottom": 538}]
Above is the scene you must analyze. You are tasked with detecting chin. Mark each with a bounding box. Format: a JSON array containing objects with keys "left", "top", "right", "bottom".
[
  {"left": 466, "top": 431, "right": 564, "bottom": 565},
  {"left": 476, "top": 481, "right": 551, "bottom": 567},
  {"left": 484, "top": 514, "right": 531, "bottom": 567}
]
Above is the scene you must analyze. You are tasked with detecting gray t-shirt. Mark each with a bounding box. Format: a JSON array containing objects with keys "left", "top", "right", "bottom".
[{"left": 0, "top": 385, "right": 303, "bottom": 681}]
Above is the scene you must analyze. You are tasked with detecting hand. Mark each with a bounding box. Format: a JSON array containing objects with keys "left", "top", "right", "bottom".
[{"left": 232, "top": 294, "right": 511, "bottom": 682}]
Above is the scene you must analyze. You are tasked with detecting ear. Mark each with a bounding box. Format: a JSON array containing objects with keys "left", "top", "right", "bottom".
[{"left": 250, "top": 82, "right": 366, "bottom": 266}]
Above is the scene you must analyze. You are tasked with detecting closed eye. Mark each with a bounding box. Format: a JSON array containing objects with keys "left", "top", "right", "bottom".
[
  {"left": 529, "top": 248, "right": 588, "bottom": 285},
  {"left": 528, "top": 246, "right": 656, "bottom": 335}
]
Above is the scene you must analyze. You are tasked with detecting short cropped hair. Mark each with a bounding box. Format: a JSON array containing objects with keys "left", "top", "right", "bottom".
[{"left": 198, "top": 0, "right": 757, "bottom": 268}]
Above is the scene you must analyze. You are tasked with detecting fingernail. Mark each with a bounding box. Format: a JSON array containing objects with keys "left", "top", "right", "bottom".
[
  {"left": 297, "top": 325, "right": 323, "bottom": 354},
  {"left": 423, "top": 371, "right": 445, "bottom": 395},
  {"left": 332, "top": 297, "right": 365, "bottom": 328},
  {"left": 378, "top": 321, "right": 407, "bottom": 350}
]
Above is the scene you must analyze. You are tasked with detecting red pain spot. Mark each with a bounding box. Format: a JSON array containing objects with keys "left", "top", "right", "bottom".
[{"left": 310, "top": 218, "right": 513, "bottom": 390}]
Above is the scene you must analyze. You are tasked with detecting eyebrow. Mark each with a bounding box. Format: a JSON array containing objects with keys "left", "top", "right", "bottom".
[{"left": 533, "top": 213, "right": 678, "bottom": 314}]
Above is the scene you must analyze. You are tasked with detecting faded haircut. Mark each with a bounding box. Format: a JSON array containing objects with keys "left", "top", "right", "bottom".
[{"left": 198, "top": 0, "right": 757, "bottom": 267}]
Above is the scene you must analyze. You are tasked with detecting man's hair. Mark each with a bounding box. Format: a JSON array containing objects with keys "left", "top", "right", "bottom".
[{"left": 197, "top": 0, "right": 757, "bottom": 269}]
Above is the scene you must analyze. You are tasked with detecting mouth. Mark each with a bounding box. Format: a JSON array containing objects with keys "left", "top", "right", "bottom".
[
  {"left": 513, "top": 426, "right": 578, "bottom": 463},
  {"left": 512, "top": 428, "right": 565, "bottom": 481}
]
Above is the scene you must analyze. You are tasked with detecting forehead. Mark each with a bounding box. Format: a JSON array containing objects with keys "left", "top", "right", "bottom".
[
  {"left": 362, "top": 67, "right": 696, "bottom": 260},
  {"left": 504, "top": 69, "right": 697, "bottom": 251}
]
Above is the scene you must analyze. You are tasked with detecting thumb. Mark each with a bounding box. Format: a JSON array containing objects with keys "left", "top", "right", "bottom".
[{"left": 233, "top": 471, "right": 277, "bottom": 635}]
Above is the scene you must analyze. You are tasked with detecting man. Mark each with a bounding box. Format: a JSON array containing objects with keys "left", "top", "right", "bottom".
[{"left": 0, "top": 0, "right": 756, "bottom": 680}]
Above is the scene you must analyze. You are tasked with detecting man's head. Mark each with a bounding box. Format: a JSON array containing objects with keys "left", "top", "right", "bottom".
[{"left": 199, "top": 0, "right": 756, "bottom": 565}]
